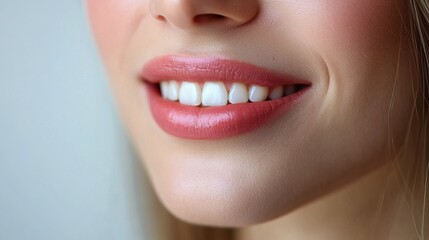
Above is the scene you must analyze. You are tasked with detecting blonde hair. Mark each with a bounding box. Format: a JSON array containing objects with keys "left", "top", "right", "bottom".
[
  {"left": 402, "top": 0, "right": 429, "bottom": 238},
  {"left": 152, "top": 1, "right": 429, "bottom": 239}
]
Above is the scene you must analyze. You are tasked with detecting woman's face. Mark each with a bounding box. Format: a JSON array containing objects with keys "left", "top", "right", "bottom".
[{"left": 87, "top": 0, "right": 414, "bottom": 226}]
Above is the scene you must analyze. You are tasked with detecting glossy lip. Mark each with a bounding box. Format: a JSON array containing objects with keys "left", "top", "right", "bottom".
[{"left": 140, "top": 55, "right": 312, "bottom": 139}]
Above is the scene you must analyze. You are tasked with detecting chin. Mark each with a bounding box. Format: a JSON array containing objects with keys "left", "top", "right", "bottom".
[
  {"left": 156, "top": 174, "right": 290, "bottom": 227},
  {"left": 146, "top": 152, "right": 353, "bottom": 228}
]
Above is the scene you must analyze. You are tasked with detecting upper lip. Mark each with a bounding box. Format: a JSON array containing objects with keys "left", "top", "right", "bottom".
[{"left": 140, "top": 55, "right": 311, "bottom": 87}]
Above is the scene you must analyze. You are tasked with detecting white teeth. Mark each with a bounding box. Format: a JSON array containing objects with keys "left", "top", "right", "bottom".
[
  {"left": 249, "top": 85, "right": 269, "bottom": 102},
  {"left": 179, "top": 81, "right": 202, "bottom": 106},
  {"left": 202, "top": 82, "right": 228, "bottom": 106},
  {"left": 228, "top": 83, "right": 248, "bottom": 104},
  {"left": 269, "top": 86, "right": 283, "bottom": 100},
  {"left": 284, "top": 85, "right": 296, "bottom": 96},
  {"left": 160, "top": 81, "right": 169, "bottom": 99},
  {"left": 168, "top": 80, "right": 180, "bottom": 101},
  {"left": 159, "top": 81, "right": 301, "bottom": 106}
]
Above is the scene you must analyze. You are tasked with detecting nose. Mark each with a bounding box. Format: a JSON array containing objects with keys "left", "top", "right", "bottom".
[{"left": 149, "top": 0, "right": 259, "bottom": 29}]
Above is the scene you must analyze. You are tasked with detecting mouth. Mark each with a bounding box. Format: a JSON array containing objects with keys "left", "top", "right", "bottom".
[{"left": 140, "top": 55, "right": 311, "bottom": 139}]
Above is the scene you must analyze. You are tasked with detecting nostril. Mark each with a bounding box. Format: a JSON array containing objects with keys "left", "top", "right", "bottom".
[
  {"left": 193, "top": 14, "right": 226, "bottom": 24},
  {"left": 156, "top": 15, "right": 166, "bottom": 21}
]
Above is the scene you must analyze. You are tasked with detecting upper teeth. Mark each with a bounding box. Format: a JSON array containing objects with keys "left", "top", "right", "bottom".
[
  {"left": 202, "top": 82, "right": 229, "bottom": 107},
  {"left": 160, "top": 81, "right": 298, "bottom": 107},
  {"left": 179, "top": 82, "right": 202, "bottom": 106},
  {"left": 229, "top": 83, "right": 248, "bottom": 104}
]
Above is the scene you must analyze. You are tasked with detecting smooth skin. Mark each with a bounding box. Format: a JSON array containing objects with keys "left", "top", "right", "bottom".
[{"left": 87, "top": 0, "right": 419, "bottom": 239}]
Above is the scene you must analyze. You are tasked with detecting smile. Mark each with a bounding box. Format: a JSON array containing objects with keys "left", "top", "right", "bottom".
[{"left": 141, "top": 55, "right": 311, "bottom": 139}]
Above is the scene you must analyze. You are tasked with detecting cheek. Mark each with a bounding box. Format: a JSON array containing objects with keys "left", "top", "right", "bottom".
[
  {"left": 294, "top": 0, "right": 404, "bottom": 59},
  {"left": 85, "top": 0, "right": 148, "bottom": 58},
  {"left": 324, "top": 0, "right": 399, "bottom": 40},
  {"left": 293, "top": 0, "right": 408, "bottom": 112}
]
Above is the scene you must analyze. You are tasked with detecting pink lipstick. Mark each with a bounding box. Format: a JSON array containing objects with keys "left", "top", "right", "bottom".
[{"left": 141, "top": 55, "right": 311, "bottom": 139}]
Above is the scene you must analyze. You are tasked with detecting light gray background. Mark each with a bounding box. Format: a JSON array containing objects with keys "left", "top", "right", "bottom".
[{"left": 0, "top": 1, "right": 158, "bottom": 239}]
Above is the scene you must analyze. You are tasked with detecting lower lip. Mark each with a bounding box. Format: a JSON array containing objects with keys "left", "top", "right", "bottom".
[{"left": 144, "top": 83, "right": 309, "bottom": 140}]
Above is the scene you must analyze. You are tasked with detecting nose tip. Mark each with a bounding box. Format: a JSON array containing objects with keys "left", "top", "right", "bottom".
[{"left": 149, "top": 0, "right": 259, "bottom": 30}]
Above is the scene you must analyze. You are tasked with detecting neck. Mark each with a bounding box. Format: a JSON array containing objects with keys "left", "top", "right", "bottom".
[{"left": 236, "top": 162, "right": 423, "bottom": 240}]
